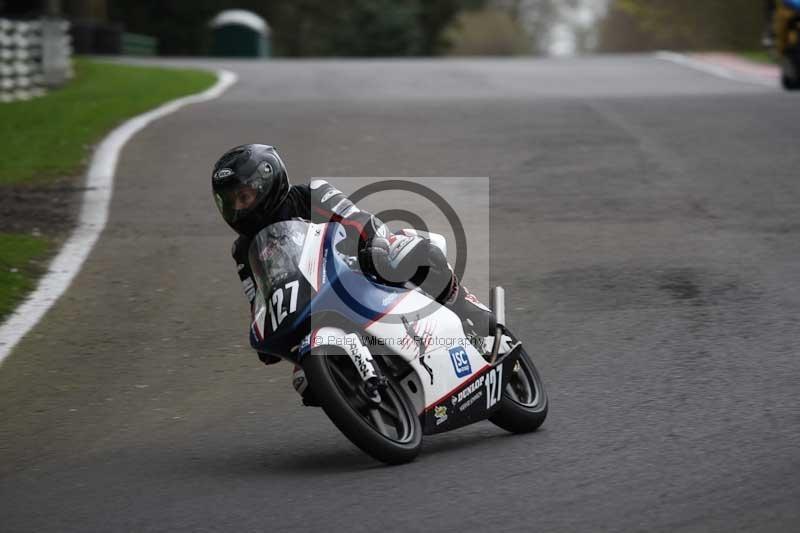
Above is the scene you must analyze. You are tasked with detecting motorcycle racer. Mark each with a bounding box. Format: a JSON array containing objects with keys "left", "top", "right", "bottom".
[{"left": 211, "top": 144, "right": 494, "bottom": 397}]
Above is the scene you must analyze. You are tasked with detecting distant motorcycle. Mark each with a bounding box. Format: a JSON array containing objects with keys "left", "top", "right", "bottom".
[
  {"left": 247, "top": 220, "right": 548, "bottom": 464},
  {"left": 772, "top": 0, "right": 800, "bottom": 90}
]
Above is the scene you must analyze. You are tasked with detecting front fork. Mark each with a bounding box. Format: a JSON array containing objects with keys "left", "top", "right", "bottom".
[
  {"left": 489, "top": 286, "right": 521, "bottom": 365},
  {"left": 340, "top": 333, "right": 387, "bottom": 403}
]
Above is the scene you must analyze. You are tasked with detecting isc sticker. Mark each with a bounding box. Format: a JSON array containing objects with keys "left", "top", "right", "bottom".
[{"left": 449, "top": 346, "right": 472, "bottom": 378}]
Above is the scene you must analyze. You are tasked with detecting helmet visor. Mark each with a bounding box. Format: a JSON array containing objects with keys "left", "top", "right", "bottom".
[{"left": 214, "top": 182, "right": 266, "bottom": 227}]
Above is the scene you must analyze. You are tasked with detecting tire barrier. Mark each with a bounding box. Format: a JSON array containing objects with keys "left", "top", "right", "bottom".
[{"left": 0, "top": 17, "right": 72, "bottom": 103}]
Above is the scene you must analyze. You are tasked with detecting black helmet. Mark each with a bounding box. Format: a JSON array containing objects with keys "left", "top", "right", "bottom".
[{"left": 211, "top": 144, "right": 290, "bottom": 237}]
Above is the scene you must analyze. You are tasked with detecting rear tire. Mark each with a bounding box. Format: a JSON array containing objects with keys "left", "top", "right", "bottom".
[
  {"left": 782, "top": 73, "right": 800, "bottom": 90},
  {"left": 781, "top": 54, "right": 800, "bottom": 90},
  {"left": 304, "top": 350, "right": 422, "bottom": 465},
  {"left": 489, "top": 348, "right": 548, "bottom": 433}
]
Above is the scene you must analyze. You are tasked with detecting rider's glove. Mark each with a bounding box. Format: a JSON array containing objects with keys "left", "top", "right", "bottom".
[
  {"left": 360, "top": 234, "right": 430, "bottom": 285},
  {"left": 359, "top": 236, "right": 391, "bottom": 280}
]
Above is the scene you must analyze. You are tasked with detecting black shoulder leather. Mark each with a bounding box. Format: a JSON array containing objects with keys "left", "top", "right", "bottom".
[{"left": 232, "top": 235, "right": 252, "bottom": 273}]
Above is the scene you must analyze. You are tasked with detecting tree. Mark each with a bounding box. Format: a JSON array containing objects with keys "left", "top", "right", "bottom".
[
  {"left": 328, "top": 0, "right": 423, "bottom": 56},
  {"left": 597, "top": 0, "right": 763, "bottom": 52},
  {"left": 445, "top": 8, "right": 530, "bottom": 55},
  {"left": 419, "top": 0, "right": 486, "bottom": 55},
  {"left": 107, "top": 0, "right": 479, "bottom": 57}
]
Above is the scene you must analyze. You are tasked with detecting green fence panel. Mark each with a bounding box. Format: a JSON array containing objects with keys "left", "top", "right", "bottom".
[{"left": 121, "top": 33, "right": 157, "bottom": 56}]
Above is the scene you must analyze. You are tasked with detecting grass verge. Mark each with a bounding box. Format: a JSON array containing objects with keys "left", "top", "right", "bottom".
[
  {"left": 0, "top": 234, "right": 51, "bottom": 318},
  {"left": 0, "top": 58, "right": 217, "bottom": 321},
  {"left": 739, "top": 50, "right": 775, "bottom": 64},
  {"left": 0, "top": 58, "right": 217, "bottom": 185}
]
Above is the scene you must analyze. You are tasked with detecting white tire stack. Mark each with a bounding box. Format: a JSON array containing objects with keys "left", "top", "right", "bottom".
[{"left": 0, "top": 17, "right": 72, "bottom": 103}]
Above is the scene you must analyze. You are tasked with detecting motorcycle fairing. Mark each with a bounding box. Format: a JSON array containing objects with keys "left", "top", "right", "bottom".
[
  {"left": 249, "top": 221, "right": 413, "bottom": 361},
  {"left": 249, "top": 221, "right": 506, "bottom": 428},
  {"left": 248, "top": 221, "right": 314, "bottom": 359},
  {"left": 315, "top": 223, "right": 497, "bottom": 417},
  {"left": 422, "top": 347, "right": 521, "bottom": 435}
]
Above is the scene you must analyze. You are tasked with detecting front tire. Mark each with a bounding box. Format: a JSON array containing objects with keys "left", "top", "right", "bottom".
[
  {"left": 489, "top": 348, "right": 548, "bottom": 433},
  {"left": 303, "top": 350, "right": 422, "bottom": 465}
]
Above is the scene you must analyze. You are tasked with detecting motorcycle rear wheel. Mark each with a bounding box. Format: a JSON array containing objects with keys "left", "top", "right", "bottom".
[
  {"left": 781, "top": 53, "right": 800, "bottom": 90},
  {"left": 489, "top": 347, "right": 548, "bottom": 433},
  {"left": 304, "top": 349, "right": 422, "bottom": 465}
]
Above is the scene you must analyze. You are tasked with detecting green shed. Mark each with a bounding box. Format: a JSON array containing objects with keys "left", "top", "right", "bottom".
[{"left": 209, "top": 9, "right": 270, "bottom": 57}]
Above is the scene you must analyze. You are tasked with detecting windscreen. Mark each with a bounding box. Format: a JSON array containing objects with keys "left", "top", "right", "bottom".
[{"left": 248, "top": 220, "right": 308, "bottom": 296}]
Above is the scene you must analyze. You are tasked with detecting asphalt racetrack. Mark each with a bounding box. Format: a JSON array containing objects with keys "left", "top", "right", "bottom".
[{"left": 1, "top": 55, "right": 799, "bottom": 532}]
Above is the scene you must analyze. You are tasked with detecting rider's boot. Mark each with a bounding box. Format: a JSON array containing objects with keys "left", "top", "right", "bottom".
[
  {"left": 261, "top": 356, "right": 319, "bottom": 406},
  {"left": 441, "top": 276, "right": 496, "bottom": 352},
  {"left": 450, "top": 286, "right": 495, "bottom": 336},
  {"left": 292, "top": 365, "right": 321, "bottom": 406},
  {"left": 450, "top": 287, "right": 520, "bottom": 361},
  {"left": 258, "top": 352, "right": 281, "bottom": 365},
  {"left": 417, "top": 245, "right": 496, "bottom": 341}
]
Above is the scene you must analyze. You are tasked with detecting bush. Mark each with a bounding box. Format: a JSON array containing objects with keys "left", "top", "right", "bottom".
[
  {"left": 597, "top": 0, "right": 763, "bottom": 52},
  {"left": 445, "top": 8, "right": 530, "bottom": 56}
]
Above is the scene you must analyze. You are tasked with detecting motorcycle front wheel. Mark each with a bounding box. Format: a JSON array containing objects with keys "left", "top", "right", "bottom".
[
  {"left": 304, "top": 349, "right": 422, "bottom": 465},
  {"left": 489, "top": 347, "right": 548, "bottom": 433}
]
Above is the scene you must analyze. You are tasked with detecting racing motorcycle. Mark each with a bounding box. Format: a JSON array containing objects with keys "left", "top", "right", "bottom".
[
  {"left": 772, "top": 0, "right": 800, "bottom": 90},
  {"left": 248, "top": 220, "right": 548, "bottom": 464}
]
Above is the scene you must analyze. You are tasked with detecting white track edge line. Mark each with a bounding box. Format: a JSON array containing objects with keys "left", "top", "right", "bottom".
[
  {"left": 0, "top": 68, "right": 238, "bottom": 366},
  {"left": 654, "top": 51, "right": 777, "bottom": 88}
]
